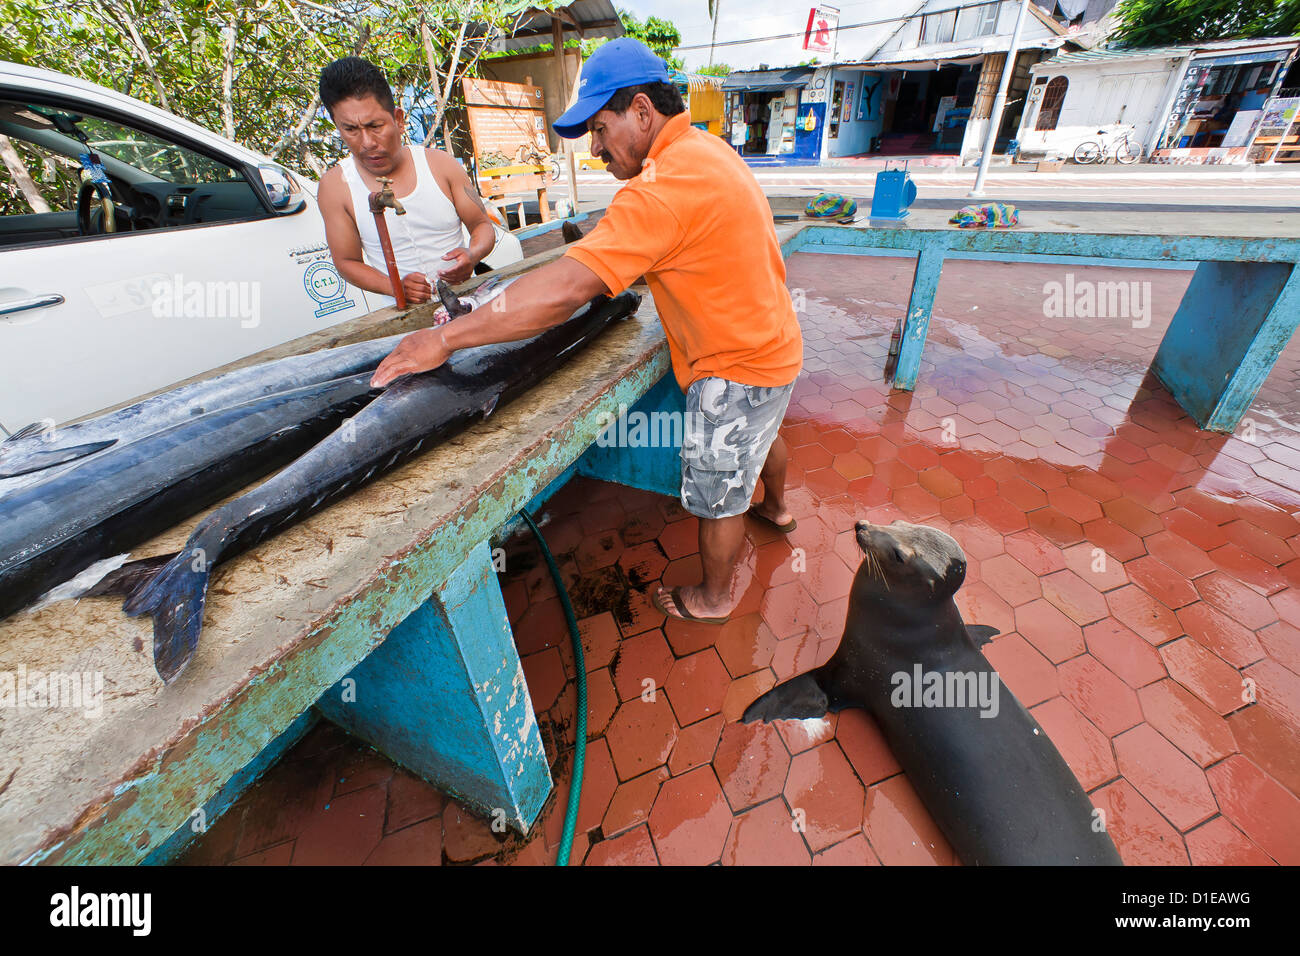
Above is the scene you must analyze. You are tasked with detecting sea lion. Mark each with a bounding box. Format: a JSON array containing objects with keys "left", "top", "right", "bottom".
[{"left": 744, "top": 519, "right": 1123, "bottom": 866}]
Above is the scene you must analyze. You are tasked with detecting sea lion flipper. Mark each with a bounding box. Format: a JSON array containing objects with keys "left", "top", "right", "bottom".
[
  {"left": 966, "top": 624, "right": 999, "bottom": 647},
  {"left": 741, "top": 673, "right": 828, "bottom": 723}
]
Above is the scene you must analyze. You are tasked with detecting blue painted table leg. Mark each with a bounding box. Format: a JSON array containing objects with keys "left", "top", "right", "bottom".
[
  {"left": 316, "top": 540, "right": 550, "bottom": 834},
  {"left": 1152, "top": 261, "right": 1300, "bottom": 433},
  {"left": 576, "top": 372, "right": 685, "bottom": 498},
  {"left": 892, "top": 245, "right": 946, "bottom": 391}
]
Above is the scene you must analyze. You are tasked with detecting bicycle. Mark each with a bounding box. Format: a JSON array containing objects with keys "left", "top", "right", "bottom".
[{"left": 1073, "top": 128, "right": 1142, "bottom": 165}]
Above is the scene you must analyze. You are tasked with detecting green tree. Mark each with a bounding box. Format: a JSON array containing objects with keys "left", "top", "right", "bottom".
[
  {"left": 0, "top": 0, "right": 562, "bottom": 177},
  {"left": 1110, "top": 0, "right": 1300, "bottom": 47},
  {"left": 616, "top": 8, "right": 684, "bottom": 69},
  {"left": 697, "top": 63, "right": 732, "bottom": 76}
]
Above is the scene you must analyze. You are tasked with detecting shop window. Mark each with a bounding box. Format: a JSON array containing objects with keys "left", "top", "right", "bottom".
[
  {"left": 1035, "top": 75, "right": 1067, "bottom": 130},
  {"left": 921, "top": 9, "right": 957, "bottom": 44},
  {"left": 956, "top": 2, "right": 1000, "bottom": 40}
]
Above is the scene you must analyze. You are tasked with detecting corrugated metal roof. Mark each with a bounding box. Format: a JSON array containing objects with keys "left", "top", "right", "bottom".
[
  {"left": 480, "top": 1, "right": 624, "bottom": 54},
  {"left": 1043, "top": 45, "right": 1192, "bottom": 65},
  {"left": 1041, "top": 35, "right": 1300, "bottom": 67},
  {"left": 721, "top": 67, "right": 815, "bottom": 91}
]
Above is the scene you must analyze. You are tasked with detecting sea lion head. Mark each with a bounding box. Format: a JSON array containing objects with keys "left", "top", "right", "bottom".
[{"left": 853, "top": 519, "right": 968, "bottom": 603}]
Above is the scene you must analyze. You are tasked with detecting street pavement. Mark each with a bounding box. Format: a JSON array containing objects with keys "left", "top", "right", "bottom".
[{"left": 558, "top": 162, "right": 1300, "bottom": 213}]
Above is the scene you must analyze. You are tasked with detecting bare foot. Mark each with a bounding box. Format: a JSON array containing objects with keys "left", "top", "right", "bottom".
[{"left": 654, "top": 583, "right": 738, "bottom": 622}]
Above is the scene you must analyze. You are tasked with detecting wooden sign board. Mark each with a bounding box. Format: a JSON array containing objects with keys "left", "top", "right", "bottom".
[
  {"left": 465, "top": 106, "right": 549, "bottom": 160},
  {"left": 462, "top": 77, "right": 549, "bottom": 164},
  {"left": 463, "top": 77, "right": 546, "bottom": 110}
]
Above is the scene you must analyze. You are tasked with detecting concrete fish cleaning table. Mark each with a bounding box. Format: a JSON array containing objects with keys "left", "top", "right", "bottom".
[
  {"left": 0, "top": 243, "right": 690, "bottom": 865},
  {"left": 5, "top": 206, "right": 1295, "bottom": 865},
  {"left": 779, "top": 206, "right": 1300, "bottom": 434}
]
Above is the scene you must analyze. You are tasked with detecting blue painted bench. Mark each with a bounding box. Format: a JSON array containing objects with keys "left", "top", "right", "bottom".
[{"left": 781, "top": 213, "right": 1300, "bottom": 433}]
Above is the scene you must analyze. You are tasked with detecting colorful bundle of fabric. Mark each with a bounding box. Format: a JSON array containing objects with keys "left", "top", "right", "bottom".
[
  {"left": 948, "top": 202, "right": 1019, "bottom": 228},
  {"left": 805, "top": 193, "right": 858, "bottom": 218}
]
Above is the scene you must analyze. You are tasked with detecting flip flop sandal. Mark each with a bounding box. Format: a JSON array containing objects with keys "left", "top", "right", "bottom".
[
  {"left": 747, "top": 505, "right": 797, "bottom": 534},
  {"left": 654, "top": 586, "right": 730, "bottom": 625}
]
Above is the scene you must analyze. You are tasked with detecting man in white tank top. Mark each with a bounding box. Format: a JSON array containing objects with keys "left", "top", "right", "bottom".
[{"left": 316, "top": 57, "right": 496, "bottom": 307}]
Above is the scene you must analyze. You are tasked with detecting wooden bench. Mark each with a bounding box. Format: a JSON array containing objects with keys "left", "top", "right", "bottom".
[
  {"left": 0, "top": 243, "right": 688, "bottom": 864},
  {"left": 478, "top": 163, "right": 551, "bottom": 229},
  {"left": 777, "top": 209, "right": 1300, "bottom": 433}
]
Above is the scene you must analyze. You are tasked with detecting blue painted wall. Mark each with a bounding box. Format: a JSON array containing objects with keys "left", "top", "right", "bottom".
[
  {"left": 826, "top": 69, "right": 886, "bottom": 157},
  {"left": 794, "top": 102, "right": 826, "bottom": 160}
]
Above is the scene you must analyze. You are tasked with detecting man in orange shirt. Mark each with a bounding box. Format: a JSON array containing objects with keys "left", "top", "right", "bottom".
[{"left": 372, "top": 38, "right": 803, "bottom": 624}]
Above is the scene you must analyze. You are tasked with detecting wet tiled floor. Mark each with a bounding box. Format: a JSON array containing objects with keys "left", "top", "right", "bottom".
[{"left": 185, "top": 252, "right": 1300, "bottom": 865}]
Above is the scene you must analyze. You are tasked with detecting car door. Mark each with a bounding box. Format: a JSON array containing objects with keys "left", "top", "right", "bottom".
[{"left": 0, "top": 89, "right": 379, "bottom": 434}]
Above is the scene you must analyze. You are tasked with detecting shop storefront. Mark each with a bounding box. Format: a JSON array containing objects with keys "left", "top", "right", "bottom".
[
  {"left": 1152, "top": 41, "right": 1300, "bottom": 164},
  {"left": 720, "top": 67, "right": 819, "bottom": 163}
]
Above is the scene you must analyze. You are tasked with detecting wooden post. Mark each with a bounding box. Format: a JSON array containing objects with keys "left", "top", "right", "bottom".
[{"left": 553, "top": 18, "right": 579, "bottom": 217}]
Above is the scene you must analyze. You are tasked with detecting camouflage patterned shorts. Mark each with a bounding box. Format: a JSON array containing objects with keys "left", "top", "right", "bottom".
[{"left": 680, "top": 377, "right": 795, "bottom": 520}]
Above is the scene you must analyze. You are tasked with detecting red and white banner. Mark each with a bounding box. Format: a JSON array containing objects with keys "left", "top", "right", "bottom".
[{"left": 803, "top": 5, "right": 839, "bottom": 55}]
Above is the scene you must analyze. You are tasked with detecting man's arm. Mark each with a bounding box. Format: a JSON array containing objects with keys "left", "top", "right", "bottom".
[
  {"left": 370, "top": 255, "right": 609, "bottom": 387},
  {"left": 318, "top": 167, "right": 432, "bottom": 304},
  {"left": 428, "top": 149, "right": 496, "bottom": 284}
]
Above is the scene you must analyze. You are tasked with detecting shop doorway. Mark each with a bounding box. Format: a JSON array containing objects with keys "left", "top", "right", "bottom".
[{"left": 879, "top": 64, "right": 979, "bottom": 154}]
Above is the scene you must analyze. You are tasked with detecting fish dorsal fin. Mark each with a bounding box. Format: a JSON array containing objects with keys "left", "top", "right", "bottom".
[
  {"left": 0, "top": 439, "right": 117, "bottom": 477},
  {"left": 4, "top": 420, "right": 53, "bottom": 443},
  {"left": 966, "top": 624, "right": 999, "bottom": 647}
]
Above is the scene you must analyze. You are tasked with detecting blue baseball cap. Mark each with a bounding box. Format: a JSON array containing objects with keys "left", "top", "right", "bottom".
[{"left": 553, "top": 38, "right": 672, "bottom": 139}]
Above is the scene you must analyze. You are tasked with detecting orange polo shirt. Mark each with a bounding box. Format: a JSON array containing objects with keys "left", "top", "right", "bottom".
[{"left": 564, "top": 111, "right": 802, "bottom": 391}]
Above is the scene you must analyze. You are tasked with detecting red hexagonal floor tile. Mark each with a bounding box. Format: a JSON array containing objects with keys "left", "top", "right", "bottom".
[
  {"left": 662, "top": 649, "right": 731, "bottom": 726},
  {"left": 784, "top": 742, "right": 867, "bottom": 853},
  {"left": 721, "top": 798, "right": 813, "bottom": 866},
  {"left": 1057, "top": 654, "right": 1143, "bottom": 737},
  {"left": 1205, "top": 755, "right": 1300, "bottom": 865},
  {"left": 863, "top": 774, "right": 954, "bottom": 865},
  {"left": 1113, "top": 724, "right": 1217, "bottom": 832},
  {"left": 1136, "top": 679, "right": 1236, "bottom": 768},
  {"left": 648, "top": 766, "right": 732, "bottom": 865},
  {"left": 604, "top": 695, "right": 679, "bottom": 782}
]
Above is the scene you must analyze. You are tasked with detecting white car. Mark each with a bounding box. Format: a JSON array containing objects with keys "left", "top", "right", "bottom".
[{"left": 0, "top": 61, "right": 521, "bottom": 433}]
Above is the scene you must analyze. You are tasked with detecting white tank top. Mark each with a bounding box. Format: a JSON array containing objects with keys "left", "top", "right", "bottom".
[{"left": 341, "top": 145, "right": 465, "bottom": 305}]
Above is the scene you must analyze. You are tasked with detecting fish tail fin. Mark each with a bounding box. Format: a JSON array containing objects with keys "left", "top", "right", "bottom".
[
  {"left": 81, "top": 552, "right": 180, "bottom": 598},
  {"left": 436, "top": 278, "right": 470, "bottom": 317},
  {"left": 0, "top": 439, "right": 117, "bottom": 478},
  {"left": 122, "top": 552, "right": 210, "bottom": 683}
]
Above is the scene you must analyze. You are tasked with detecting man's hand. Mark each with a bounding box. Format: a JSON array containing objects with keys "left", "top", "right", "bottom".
[
  {"left": 436, "top": 247, "right": 476, "bottom": 284},
  {"left": 402, "top": 272, "right": 433, "bottom": 305},
  {"left": 370, "top": 326, "right": 452, "bottom": 388}
]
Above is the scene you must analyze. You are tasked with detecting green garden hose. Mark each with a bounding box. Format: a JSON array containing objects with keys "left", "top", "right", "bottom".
[{"left": 519, "top": 508, "right": 587, "bottom": 866}]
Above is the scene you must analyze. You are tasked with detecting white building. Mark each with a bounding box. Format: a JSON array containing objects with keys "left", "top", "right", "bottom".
[{"left": 1016, "top": 37, "right": 1300, "bottom": 164}]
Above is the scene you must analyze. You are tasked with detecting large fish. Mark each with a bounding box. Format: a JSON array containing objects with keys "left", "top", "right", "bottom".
[
  {"left": 0, "top": 278, "right": 506, "bottom": 494},
  {"left": 118, "top": 290, "right": 640, "bottom": 682},
  {"left": 0, "top": 374, "right": 379, "bottom": 621}
]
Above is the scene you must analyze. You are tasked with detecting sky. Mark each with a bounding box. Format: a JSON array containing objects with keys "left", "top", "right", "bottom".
[{"left": 621, "top": 0, "right": 924, "bottom": 72}]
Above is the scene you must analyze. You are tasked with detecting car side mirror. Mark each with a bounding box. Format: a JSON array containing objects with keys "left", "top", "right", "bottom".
[{"left": 257, "top": 163, "right": 306, "bottom": 214}]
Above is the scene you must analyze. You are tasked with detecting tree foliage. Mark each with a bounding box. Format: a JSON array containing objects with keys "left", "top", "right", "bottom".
[
  {"left": 616, "top": 8, "right": 684, "bottom": 69},
  {"left": 0, "top": 0, "right": 561, "bottom": 177},
  {"left": 1110, "top": 0, "right": 1300, "bottom": 47}
]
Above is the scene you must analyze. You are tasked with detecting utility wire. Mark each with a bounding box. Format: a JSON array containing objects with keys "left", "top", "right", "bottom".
[{"left": 672, "top": 2, "right": 1016, "bottom": 52}]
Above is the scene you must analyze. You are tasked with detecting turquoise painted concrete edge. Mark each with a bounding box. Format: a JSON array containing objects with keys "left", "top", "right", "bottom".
[
  {"left": 316, "top": 540, "right": 552, "bottom": 835},
  {"left": 43, "top": 336, "right": 671, "bottom": 865}
]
